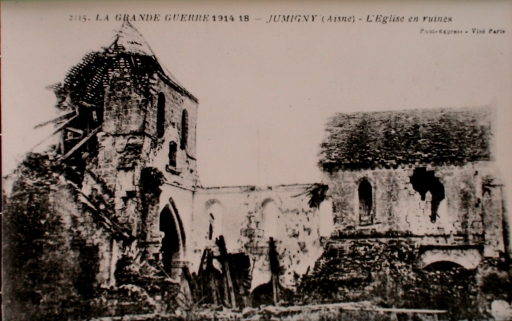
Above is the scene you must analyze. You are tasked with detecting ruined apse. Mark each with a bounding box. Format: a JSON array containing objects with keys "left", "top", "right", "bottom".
[{"left": 318, "top": 106, "right": 508, "bottom": 267}]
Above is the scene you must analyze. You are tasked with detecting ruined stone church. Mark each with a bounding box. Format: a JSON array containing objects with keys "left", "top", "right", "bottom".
[
  {"left": 4, "top": 21, "right": 510, "bottom": 319},
  {"left": 35, "top": 22, "right": 332, "bottom": 295}
]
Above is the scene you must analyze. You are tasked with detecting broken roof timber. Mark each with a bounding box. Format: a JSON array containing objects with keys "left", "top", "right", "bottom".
[
  {"left": 31, "top": 113, "right": 80, "bottom": 151},
  {"left": 62, "top": 126, "right": 101, "bottom": 160}
]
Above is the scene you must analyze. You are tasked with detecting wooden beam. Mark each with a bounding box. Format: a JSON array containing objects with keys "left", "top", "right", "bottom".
[
  {"left": 217, "top": 236, "right": 237, "bottom": 309},
  {"left": 34, "top": 110, "right": 77, "bottom": 129},
  {"left": 66, "top": 127, "right": 84, "bottom": 135},
  {"left": 62, "top": 126, "right": 101, "bottom": 160},
  {"left": 31, "top": 113, "right": 79, "bottom": 151},
  {"left": 269, "top": 237, "right": 281, "bottom": 306}
]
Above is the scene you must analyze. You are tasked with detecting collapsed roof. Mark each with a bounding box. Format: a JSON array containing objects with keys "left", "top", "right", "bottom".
[
  {"left": 56, "top": 21, "right": 196, "bottom": 110},
  {"left": 319, "top": 106, "right": 493, "bottom": 171},
  {"left": 44, "top": 21, "right": 197, "bottom": 161}
]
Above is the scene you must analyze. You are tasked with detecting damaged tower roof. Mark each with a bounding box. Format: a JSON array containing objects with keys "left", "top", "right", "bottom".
[
  {"left": 42, "top": 21, "right": 199, "bottom": 163},
  {"left": 115, "top": 20, "right": 157, "bottom": 56},
  {"left": 59, "top": 20, "right": 196, "bottom": 111},
  {"left": 319, "top": 106, "right": 494, "bottom": 171}
]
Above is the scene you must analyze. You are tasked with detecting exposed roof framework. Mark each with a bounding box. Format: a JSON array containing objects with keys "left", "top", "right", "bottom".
[{"left": 36, "top": 21, "right": 196, "bottom": 161}]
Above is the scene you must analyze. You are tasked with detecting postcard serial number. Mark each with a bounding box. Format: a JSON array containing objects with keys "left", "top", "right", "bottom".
[{"left": 70, "top": 14, "right": 251, "bottom": 22}]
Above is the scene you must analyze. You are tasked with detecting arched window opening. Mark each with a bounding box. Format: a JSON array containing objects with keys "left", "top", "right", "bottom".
[
  {"left": 206, "top": 202, "right": 222, "bottom": 241},
  {"left": 156, "top": 93, "right": 166, "bottom": 138},
  {"left": 208, "top": 213, "right": 215, "bottom": 241},
  {"left": 410, "top": 167, "right": 445, "bottom": 223},
  {"left": 181, "top": 109, "right": 189, "bottom": 149},
  {"left": 262, "top": 200, "right": 280, "bottom": 240},
  {"left": 168, "top": 141, "right": 177, "bottom": 167},
  {"left": 208, "top": 223, "right": 214, "bottom": 240},
  {"left": 358, "top": 179, "right": 373, "bottom": 226}
]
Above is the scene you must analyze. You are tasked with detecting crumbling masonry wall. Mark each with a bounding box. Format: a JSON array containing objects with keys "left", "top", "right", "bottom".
[
  {"left": 81, "top": 50, "right": 199, "bottom": 283},
  {"left": 191, "top": 185, "right": 328, "bottom": 291},
  {"left": 136, "top": 77, "right": 199, "bottom": 266},
  {"left": 3, "top": 22, "right": 202, "bottom": 319},
  {"left": 325, "top": 161, "right": 506, "bottom": 258}
]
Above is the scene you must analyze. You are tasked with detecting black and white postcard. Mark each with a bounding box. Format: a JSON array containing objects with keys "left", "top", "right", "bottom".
[{"left": 2, "top": 1, "right": 512, "bottom": 320}]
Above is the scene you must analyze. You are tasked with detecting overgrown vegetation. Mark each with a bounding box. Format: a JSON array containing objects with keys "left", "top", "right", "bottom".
[
  {"left": 296, "top": 239, "right": 510, "bottom": 320},
  {"left": 3, "top": 154, "right": 178, "bottom": 320},
  {"left": 3, "top": 153, "right": 96, "bottom": 320},
  {"left": 319, "top": 107, "right": 492, "bottom": 171}
]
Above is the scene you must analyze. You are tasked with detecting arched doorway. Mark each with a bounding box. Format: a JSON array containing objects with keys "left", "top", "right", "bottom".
[
  {"left": 417, "top": 261, "right": 476, "bottom": 318},
  {"left": 159, "top": 201, "right": 186, "bottom": 271}
]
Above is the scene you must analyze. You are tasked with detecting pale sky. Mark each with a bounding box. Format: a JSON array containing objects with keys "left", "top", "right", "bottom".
[{"left": 2, "top": 1, "right": 512, "bottom": 192}]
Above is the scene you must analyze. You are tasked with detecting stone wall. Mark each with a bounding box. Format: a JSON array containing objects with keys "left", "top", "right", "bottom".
[
  {"left": 87, "top": 61, "right": 200, "bottom": 263},
  {"left": 298, "top": 237, "right": 486, "bottom": 319},
  {"left": 140, "top": 74, "right": 199, "bottom": 274},
  {"left": 191, "top": 184, "right": 326, "bottom": 291},
  {"left": 145, "top": 76, "right": 199, "bottom": 190},
  {"left": 324, "top": 161, "right": 506, "bottom": 257},
  {"left": 103, "top": 77, "right": 148, "bottom": 135}
]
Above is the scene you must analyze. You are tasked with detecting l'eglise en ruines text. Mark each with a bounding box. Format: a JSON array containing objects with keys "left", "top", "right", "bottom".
[{"left": 366, "top": 15, "right": 452, "bottom": 23}]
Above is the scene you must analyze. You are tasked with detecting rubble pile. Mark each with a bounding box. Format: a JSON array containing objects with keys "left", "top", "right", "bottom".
[
  {"left": 88, "top": 302, "right": 449, "bottom": 321},
  {"left": 297, "top": 238, "right": 485, "bottom": 319},
  {"left": 298, "top": 239, "right": 418, "bottom": 304}
]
